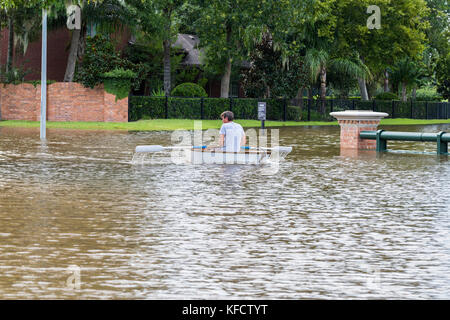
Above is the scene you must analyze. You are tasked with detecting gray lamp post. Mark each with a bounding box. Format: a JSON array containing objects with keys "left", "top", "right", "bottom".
[{"left": 40, "top": 7, "right": 47, "bottom": 140}]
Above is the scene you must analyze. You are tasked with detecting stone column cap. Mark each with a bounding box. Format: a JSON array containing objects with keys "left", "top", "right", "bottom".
[{"left": 330, "top": 110, "right": 389, "bottom": 121}]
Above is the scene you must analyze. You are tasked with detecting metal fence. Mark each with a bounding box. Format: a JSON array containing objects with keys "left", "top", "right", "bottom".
[
  {"left": 129, "top": 95, "right": 450, "bottom": 122},
  {"left": 289, "top": 98, "right": 450, "bottom": 121}
]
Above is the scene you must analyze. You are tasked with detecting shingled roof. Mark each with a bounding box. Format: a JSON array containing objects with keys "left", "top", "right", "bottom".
[
  {"left": 173, "top": 34, "right": 202, "bottom": 66},
  {"left": 173, "top": 33, "right": 250, "bottom": 69}
]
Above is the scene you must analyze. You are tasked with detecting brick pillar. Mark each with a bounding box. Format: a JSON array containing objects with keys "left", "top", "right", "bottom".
[{"left": 330, "top": 110, "right": 388, "bottom": 150}]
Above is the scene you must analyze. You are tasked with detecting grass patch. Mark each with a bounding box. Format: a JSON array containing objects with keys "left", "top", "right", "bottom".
[{"left": 0, "top": 118, "right": 449, "bottom": 131}]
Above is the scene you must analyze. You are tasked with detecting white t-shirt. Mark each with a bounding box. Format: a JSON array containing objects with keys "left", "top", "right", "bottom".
[{"left": 219, "top": 122, "right": 245, "bottom": 152}]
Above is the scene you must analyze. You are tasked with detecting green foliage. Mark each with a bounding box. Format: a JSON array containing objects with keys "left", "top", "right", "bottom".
[
  {"left": 75, "top": 35, "right": 147, "bottom": 92},
  {"left": 241, "top": 34, "right": 308, "bottom": 99},
  {"left": 128, "top": 97, "right": 299, "bottom": 121},
  {"left": 103, "top": 68, "right": 136, "bottom": 79},
  {"left": 287, "top": 106, "right": 302, "bottom": 121},
  {"left": 390, "top": 58, "right": 422, "bottom": 86},
  {"left": 129, "top": 96, "right": 166, "bottom": 121},
  {"left": 26, "top": 80, "right": 57, "bottom": 87},
  {"left": 0, "top": 65, "right": 30, "bottom": 84},
  {"left": 375, "top": 92, "right": 400, "bottom": 100},
  {"left": 171, "top": 82, "right": 207, "bottom": 97},
  {"left": 415, "top": 87, "right": 443, "bottom": 101},
  {"left": 436, "top": 54, "right": 450, "bottom": 100},
  {"left": 102, "top": 68, "right": 136, "bottom": 101},
  {"left": 123, "top": 40, "right": 183, "bottom": 95},
  {"left": 151, "top": 88, "right": 166, "bottom": 97},
  {"left": 76, "top": 35, "right": 125, "bottom": 88},
  {"left": 301, "top": 109, "right": 324, "bottom": 122},
  {"left": 334, "top": 0, "right": 429, "bottom": 75},
  {"left": 126, "top": 0, "right": 185, "bottom": 94}
]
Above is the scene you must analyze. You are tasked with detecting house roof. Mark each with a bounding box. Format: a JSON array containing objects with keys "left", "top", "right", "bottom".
[
  {"left": 173, "top": 34, "right": 202, "bottom": 66},
  {"left": 173, "top": 33, "right": 250, "bottom": 69}
]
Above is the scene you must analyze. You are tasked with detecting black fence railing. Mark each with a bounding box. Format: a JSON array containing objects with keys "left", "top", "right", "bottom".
[{"left": 129, "top": 96, "right": 450, "bottom": 122}]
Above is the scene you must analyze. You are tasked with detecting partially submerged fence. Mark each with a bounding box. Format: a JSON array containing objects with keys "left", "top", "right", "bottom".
[
  {"left": 290, "top": 99, "right": 450, "bottom": 121},
  {"left": 129, "top": 96, "right": 450, "bottom": 122}
]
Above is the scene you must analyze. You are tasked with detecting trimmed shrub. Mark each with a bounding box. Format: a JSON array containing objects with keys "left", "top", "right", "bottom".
[
  {"left": 375, "top": 92, "right": 399, "bottom": 100},
  {"left": 415, "top": 87, "right": 443, "bottom": 101},
  {"left": 102, "top": 68, "right": 136, "bottom": 101},
  {"left": 171, "top": 82, "right": 207, "bottom": 97}
]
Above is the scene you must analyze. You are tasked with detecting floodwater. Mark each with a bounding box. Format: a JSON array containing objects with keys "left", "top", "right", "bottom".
[{"left": 0, "top": 124, "right": 449, "bottom": 299}]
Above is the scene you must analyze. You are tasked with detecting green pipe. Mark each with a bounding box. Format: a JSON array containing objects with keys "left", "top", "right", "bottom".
[
  {"left": 361, "top": 131, "right": 450, "bottom": 142},
  {"left": 360, "top": 130, "right": 449, "bottom": 154}
]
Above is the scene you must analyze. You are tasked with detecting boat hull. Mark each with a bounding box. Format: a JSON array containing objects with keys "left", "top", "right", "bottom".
[{"left": 187, "top": 149, "right": 269, "bottom": 165}]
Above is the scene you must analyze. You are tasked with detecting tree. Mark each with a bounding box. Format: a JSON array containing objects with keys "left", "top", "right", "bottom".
[
  {"left": 192, "top": 0, "right": 275, "bottom": 98},
  {"left": 241, "top": 32, "right": 308, "bottom": 99},
  {"left": 305, "top": 48, "right": 371, "bottom": 109},
  {"left": 0, "top": 1, "right": 41, "bottom": 73},
  {"left": 127, "top": 0, "right": 185, "bottom": 96},
  {"left": 390, "top": 58, "right": 423, "bottom": 102},
  {"left": 61, "top": 0, "right": 130, "bottom": 82},
  {"left": 436, "top": 53, "right": 450, "bottom": 100},
  {"left": 333, "top": 0, "right": 429, "bottom": 98},
  {"left": 0, "top": 0, "right": 106, "bottom": 81}
]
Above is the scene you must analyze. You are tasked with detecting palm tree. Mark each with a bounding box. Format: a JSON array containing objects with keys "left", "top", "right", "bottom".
[
  {"left": 390, "top": 58, "right": 422, "bottom": 102},
  {"left": 304, "top": 49, "right": 371, "bottom": 111}
]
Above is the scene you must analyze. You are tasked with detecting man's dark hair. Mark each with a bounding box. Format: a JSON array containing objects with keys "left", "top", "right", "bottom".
[{"left": 221, "top": 111, "right": 234, "bottom": 121}]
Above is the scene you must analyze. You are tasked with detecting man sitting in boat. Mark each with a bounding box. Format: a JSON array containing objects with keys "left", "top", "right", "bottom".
[{"left": 219, "top": 111, "right": 246, "bottom": 152}]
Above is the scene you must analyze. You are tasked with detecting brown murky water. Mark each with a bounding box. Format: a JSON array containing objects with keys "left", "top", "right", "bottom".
[{"left": 0, "top": 124, "right": 449, "bottom": 299}]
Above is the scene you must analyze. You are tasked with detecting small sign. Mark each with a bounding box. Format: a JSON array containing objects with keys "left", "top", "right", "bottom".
[{"left": 258, "top": 102, "right": 266, "bottom": 121}]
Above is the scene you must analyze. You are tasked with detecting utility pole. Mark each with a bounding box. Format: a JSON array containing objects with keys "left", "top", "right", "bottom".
[{"left": 40, "top": 7, "right": 47, "bottom": 140}]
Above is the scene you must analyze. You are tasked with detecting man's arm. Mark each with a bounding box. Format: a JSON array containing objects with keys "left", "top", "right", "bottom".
[
  {"left": 219, "top": 134, "right": 225, "bottom": 147},
  {"left": 241, "top": 132, "right": 246, "bottom": 146}
]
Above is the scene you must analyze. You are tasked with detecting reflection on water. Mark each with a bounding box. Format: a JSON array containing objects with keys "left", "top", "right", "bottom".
[{"left": 0, "top": 124, "right": 449, "bottom": 299}]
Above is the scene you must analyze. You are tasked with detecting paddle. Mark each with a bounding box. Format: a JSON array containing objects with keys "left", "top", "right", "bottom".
[
  {"left": 241, "top": 146, "right": 293, "bottom": 153},
  {"left": 135, "top": 145, "right": 206, "bottom": 153}
]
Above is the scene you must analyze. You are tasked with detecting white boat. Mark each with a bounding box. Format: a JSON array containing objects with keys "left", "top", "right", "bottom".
[
  {"left": 134, "top": 145, "right": 293, "bottom": 165},
  {"left": 186, "top": 147, "right": 292, "bottom": 165}
]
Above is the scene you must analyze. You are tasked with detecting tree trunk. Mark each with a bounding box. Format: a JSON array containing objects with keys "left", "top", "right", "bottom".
[
  {"left": 6, "top": 16, "right": 13, "bottom": 73},
  {"left": 220, "top": 25, "right": 233, "bottom": 98},
  {"left": 401, "top": 82, "right": 407, "bottom": 102},
  {"left": 265, "top": 81, "right": 271, "bottom": 98},
  {"left": 220, "top": 57, "right": 232, "bottom": 98},
  {"left": 411, "top": 87, "right": 417, "bottom": 100},
  {"left": 307, "top": 87, "right": 313, "bottom": 101},
  {"left": 64, "top": 29, "right": 81, "bottom": 82},
  {"left": 384, "top": 69, "right": 390, "bottom": 92},
  {"left": 296, "top": 86, "right": 304, "bottom": 109},
  {"left": 163, "top": 39, "right": 171, "bottom": 96},
  {"left": 319, "top": 67, "right": 327, "bottom": 113},
  {"left": 358, "top": 78, "right": 369, "bottom": 100}
]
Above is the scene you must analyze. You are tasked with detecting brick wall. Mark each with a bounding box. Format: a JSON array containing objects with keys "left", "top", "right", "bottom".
[
  {"left": 338, "top": 119, "right": 380, "bottom": 150},
  {"left": 0, "top": 82, "right": 128, "bottom": 122}
]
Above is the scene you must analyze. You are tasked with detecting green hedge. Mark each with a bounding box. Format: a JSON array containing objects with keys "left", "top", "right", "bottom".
[
  {"left": 129, "top": 96, "right": 298, "bottom": 121},
  {"left": 375, "top": 92, "right": 400, "bottom": 100},
  {"left": 129, "top": 96, "right": 166, "bottom": 121},
  {"left": 129, "top": 96, "right": 448, "bottom": 121}
]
